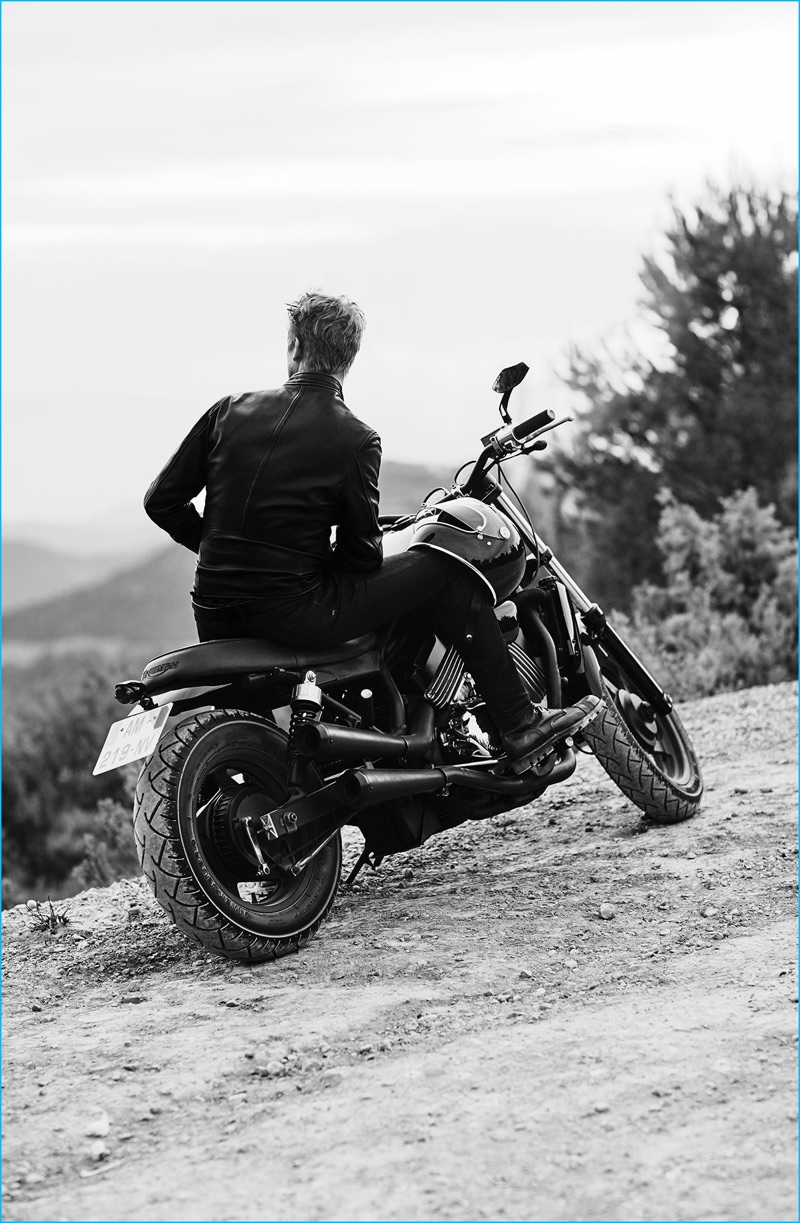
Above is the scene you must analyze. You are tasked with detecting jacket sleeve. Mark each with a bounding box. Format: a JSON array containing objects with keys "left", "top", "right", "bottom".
[
  {"left": 332, "top": 432, "right": 384, "bottom": 573},
  {"left": 143, "top": 403, "right": 222, "bottom": 553}
]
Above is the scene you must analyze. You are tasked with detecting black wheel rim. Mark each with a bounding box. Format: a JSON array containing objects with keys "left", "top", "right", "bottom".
[
  {"left": 183, "top": 740, "right": 326, "bottom": 920},
  {"left": 598, "top": 653, "right": 697, "bottom": 790}
]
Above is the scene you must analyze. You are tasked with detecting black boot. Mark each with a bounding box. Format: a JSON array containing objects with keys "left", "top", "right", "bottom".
[{"left": 502, "top": 695, "right": 603, "bottom": 774}]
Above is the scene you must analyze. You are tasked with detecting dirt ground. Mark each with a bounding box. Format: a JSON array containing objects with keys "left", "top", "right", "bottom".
[{"left": 3, "top": 681, "right": 798, "bottom": 1223}]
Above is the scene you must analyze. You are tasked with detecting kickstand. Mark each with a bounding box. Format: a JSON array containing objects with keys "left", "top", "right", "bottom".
[{"left": 343, "top": 846, "right": 383, "bottom": 890}]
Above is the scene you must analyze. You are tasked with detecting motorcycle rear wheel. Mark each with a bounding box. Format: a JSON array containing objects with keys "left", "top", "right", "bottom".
[
  {"left": 133, "top": 709, "right": 341, "bottom": 963},
  {"left": 582, "top": 647, "right": 703, "bottom": 823}
]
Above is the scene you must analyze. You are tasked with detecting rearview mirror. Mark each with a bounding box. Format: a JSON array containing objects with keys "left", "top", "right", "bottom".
[{"left": 492, "top": 362, "right": 529, "bottom": 394}]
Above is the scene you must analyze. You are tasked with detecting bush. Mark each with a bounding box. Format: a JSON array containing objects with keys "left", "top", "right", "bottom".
[
  {"left": 613, "top": 488, "right": 797, "bottom": 699},
  {"left": 2, "top": 661, "right": 139, "bottom": 903},
  {"left": 70, "top": 798, "right": 141, "bottom": 891}
]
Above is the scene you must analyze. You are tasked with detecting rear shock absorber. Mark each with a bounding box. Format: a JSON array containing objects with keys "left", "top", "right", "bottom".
[{"left": 287, "top": 670, "right": 323, "bottom": 794}]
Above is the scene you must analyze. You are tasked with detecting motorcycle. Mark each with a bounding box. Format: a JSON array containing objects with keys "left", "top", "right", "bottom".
[{"left": 95, "top": 362, "right": 703, "bottom": 963}]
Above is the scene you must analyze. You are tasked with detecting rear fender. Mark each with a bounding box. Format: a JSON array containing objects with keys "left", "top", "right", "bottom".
[
  {"left": 142, "top": 683, "right": 226, "bottom": 710},
  {"left": 131, "top": 683, "right": 284, "bottom": 732},
  {"left": 128, "top": 684, "right": 228, "bottom": 731}
]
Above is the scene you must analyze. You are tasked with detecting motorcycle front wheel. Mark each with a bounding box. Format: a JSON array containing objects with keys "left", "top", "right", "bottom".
[
  {"left": 581, "top": 645, "right": 703, "bottom": 824},
  {"left": 133, "top": 709, "right": 341, "bottom": 962}
]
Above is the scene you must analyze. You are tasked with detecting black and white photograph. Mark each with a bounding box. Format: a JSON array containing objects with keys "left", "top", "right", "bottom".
[{"left": 2, "top": 2, "right": 798, "bottom": 1220}]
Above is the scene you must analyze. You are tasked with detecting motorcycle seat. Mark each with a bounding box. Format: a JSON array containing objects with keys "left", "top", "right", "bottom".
[{"left": 139, "top": 633, "right": 381, "bottom": 696}]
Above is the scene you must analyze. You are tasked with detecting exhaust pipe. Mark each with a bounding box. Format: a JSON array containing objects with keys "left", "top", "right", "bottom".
[
  {"left": 294, "top": 703, "right": 436, "bottom": 763},
  {"left": 337, "top": 767, "right": 448, "bottom": 808},
  {"left": 445, "top": 746, "right": 577, "bottom": 793},
  {"left": 338, "top": 745, "right": 577, "bottom": 810},
  {"left": 294, "top": 722, "right": 410, "bottom": 762}
]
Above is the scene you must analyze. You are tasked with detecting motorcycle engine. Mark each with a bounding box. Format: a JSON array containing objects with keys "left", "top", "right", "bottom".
[
  {"left": 432, "top": 646, "right": 549, "bottom": 763},
  {"left": 442, "top": 701, "right": 500, "bottom": 761},
  {"left": 423, "top": 639, "right": 548, "bottom": 711},
  {"left": 420, "top": 599, "right": 550, "bottom": 762}
]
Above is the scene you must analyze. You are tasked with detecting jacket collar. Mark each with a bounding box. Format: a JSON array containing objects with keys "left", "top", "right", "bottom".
[{"left": 287, "top": 371, "right": 343, "bottom": 397}]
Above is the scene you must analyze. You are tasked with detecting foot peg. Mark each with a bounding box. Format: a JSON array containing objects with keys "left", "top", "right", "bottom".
[{"left": 505, "top": 696, "right": 604, "bottom": 775}]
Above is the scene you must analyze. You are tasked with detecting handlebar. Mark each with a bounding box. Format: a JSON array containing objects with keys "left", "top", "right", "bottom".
[
  {"left": 512, "top": 409, "right": 555, "bottom": 441},
  {"left": 466, "top": 407, "right": 563, "bottom": 494}
]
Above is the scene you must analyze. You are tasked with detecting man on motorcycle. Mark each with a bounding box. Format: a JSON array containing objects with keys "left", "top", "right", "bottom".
[{"left": 144, "top": 291, "right": 600, "bottom": 772}]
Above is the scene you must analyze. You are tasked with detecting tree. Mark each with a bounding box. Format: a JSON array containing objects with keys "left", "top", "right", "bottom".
[{"left": 558, "top": 183, "right": 797, "bottom": 609}]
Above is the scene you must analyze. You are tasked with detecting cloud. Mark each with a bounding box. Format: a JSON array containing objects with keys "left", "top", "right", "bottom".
[
  {"left": 11, "top": 138, "right": 714, "bottom": 211},
  {"left": 3, "top": 220, "right": 370, "bottom": 247}
]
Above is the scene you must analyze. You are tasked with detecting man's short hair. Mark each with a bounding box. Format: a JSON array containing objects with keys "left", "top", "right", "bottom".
[{"left": 286, "top": 292, "right": 366, "bottom": 376}]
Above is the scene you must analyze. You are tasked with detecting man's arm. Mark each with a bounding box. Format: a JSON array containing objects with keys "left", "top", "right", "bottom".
[
  {"left": 143, "top": 402, "right": 223, "bottom": 553},
  {"left": 332, "top": 432, "right": 383, "bottom": 572}
]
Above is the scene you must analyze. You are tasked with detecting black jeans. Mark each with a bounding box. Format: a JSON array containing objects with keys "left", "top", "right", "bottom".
[{"left": 192, "top": 551, "right": 532, "bottom": 736}]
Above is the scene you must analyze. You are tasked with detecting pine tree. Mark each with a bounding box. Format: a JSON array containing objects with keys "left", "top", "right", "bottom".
[{"left": 559, "top": 183, "right": 797, "bottom": 608}]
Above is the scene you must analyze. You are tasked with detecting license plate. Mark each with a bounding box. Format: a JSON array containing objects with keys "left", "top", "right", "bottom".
[{"left": 93, "top": 704, "right": 173, "bottom": 776}]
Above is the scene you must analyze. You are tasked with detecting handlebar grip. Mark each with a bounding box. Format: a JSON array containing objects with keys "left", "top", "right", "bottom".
[{"left": 512, "top": 409, "right": 555, "bottom": 440}]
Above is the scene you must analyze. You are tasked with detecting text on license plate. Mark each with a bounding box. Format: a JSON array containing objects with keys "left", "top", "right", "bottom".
[{"left": 93, "top": 704, "right": 173, "bottom": 776}]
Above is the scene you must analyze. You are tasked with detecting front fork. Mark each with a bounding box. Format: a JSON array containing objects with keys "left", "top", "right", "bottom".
[{"left": 491, "top": 487, "right": 674, "bottom": 717}]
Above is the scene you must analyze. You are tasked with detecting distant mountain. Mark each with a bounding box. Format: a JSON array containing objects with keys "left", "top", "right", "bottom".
[
  {"left": 2, "top": 460, "right": 460, "bottom": 656},
  {"left": 3, "top": 511, "right": 165, "bottom": 558},
  {"left": 1, "top": 541, "right": 145, "bottom": 613},
  {"left": 2, "top": 547, "right": 198, "bottom": 653},
  {"left": 3, "top": 461, "right": 452, "bottom": 559},
  {"left": 378, "top": 460, "right": 454, "bottom": 515}
]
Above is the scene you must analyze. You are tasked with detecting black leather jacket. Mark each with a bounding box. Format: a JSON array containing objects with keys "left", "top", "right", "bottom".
[{"left": 144, "top": 371, "right": 383, "bottom": 599}]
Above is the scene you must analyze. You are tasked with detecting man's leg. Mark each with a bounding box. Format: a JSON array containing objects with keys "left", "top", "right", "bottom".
[
  {"left": 193, "top": 552, "right": 530, "bottom": 725},
  {"left": 192, "top": 554, "right": 455, "bottom": 646},
  {"left": 279, "top": 552, "right": 601, "bottom": 768},
  {"left": 403, "top": 561, "right": 602, "bottom": 765},
  {"left": 193, "top": 553, "right": 600, "bottom": 771}
]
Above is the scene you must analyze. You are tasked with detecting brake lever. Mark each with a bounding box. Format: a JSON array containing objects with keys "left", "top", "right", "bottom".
[{"left": 529, "top": 415, "right": 573, "bottom": 441}]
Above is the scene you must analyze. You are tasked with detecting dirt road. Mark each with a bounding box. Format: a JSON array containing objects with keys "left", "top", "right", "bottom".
[{"left": 3, "top": 682, "right": 797, "bottom": 1222}]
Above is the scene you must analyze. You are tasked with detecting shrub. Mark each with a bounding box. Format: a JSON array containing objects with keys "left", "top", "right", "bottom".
[
  {"left": 614, "top": 488, "right": 797, "bottom": 699},
  {"left": 70, "top": 798, "right": 141, "bottom": 891},
  {"left": 2, "top": 662, "right": 138, "bottom": 903}
]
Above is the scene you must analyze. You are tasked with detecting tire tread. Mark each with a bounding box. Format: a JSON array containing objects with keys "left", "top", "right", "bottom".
[
  {"left": 583, "top": 680, "right": 702, "bottom": 824},
  {"left": 132, "top": 709, "right": 339, "bottom": 962}
]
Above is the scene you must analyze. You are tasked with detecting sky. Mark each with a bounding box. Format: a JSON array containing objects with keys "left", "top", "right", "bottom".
[{"left": 3, "top": 0, "right": 797, "bottom": 539}]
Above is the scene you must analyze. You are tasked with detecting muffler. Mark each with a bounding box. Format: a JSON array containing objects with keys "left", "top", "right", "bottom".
[
  {"left": 337, "top": 768, "right": 448, "bottom": 808},
  {"left": 338, "top": 744, "right": 577, "bottom": 809},
  {"left": 294, "top": 722, "right": 409, "bottom": 762},
  {"left": 293, "top": 703, "right": 436, "bottom": 763}
]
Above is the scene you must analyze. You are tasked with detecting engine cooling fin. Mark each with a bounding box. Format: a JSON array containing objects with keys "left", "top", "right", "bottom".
[
  {"left": 424, "top": 640, "right": 547, "bottom": 709},
  {"left": 424, "top": 645, "right": 467, "bottom": 709},
  {"left": 508, "top": 642, "right": 547, "bottom": 703}
]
